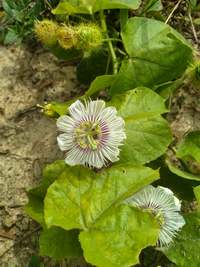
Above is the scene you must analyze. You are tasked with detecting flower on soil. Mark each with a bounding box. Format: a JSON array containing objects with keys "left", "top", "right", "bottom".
[
  {"left": 121, "top": 185, "right": 185, "bottom": 246},
  {"left": 56, "top": 99, "right": 126, "bottom": 168}
]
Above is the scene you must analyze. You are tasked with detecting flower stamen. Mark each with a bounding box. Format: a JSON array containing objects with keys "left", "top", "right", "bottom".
[{"left": 73, "top": 120, "right": 101, "bottom": 151}]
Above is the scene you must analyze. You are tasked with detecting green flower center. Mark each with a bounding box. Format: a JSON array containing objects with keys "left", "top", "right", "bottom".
[
  {"left": 144, "top": 209, "right": 165, "bottom": 225},
  {"left": 73, "top": 121, "right": 101, "bottom": 151}
]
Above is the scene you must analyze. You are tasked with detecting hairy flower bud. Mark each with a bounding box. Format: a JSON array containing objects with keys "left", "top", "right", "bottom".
[
  {"left": 58, "top": 25, "right": 78, "bottom": 50},
  {"left": 76, "top": 24, "right": 103, "bottom": 51},
  {"left": 34, "top": 19, "right": 59, "bottom": 47},
  {"left": 37, "top": 103, "right": 59, "bottom": 119}
]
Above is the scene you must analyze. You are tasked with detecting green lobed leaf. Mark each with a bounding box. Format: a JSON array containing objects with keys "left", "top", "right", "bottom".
[
  {"left": 107, "top": 87, "right": 168, "bottom": 117},
  {"left": 80, "top": 205, "right": 161, "bottom": 267},
  {"left": 157, "top": 186, "right": 200, "bottom": 267},
  {"left": 44, "top": 164, "right": 161, "bottom": 266},
  {"left": 148, "top": 154, "right": 200, "bottom": 201},
  {"left": 39, "top": 226, "right": 83, "bottom": 259},
  {"left": 85, "top": 75, "right": 116, "bottom": 97},
  {"left": 52, "top": 0, "right": 93, "bottom": 15},
  {"left": 110, "top": 17, "right": 193, "bottom": 95},
  {"left": 52, "top": 0, "right": 141, "bottom": 14},
  {"left": 176, "top": 130, "right": 200, "bottom": 162},
  {"left": 45, "top": 164, "right": 160, "bottom": 229},
  {"left": 77, "top": 48, "right": 112, "bottom": 86},
  {"left": 92, "top": 0, "right": 141, "bottom": 13},
  {"left": 118, "top": 114, "right": 173, "bottom": 165},
  {"left": 50, "top": 43, "right": 82, "bottom": 61}
]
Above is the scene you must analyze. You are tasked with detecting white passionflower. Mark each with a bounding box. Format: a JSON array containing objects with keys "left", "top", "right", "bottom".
[
  {"left": 56, "top": 99, "right": 126, "bottom": 168},
  {"left": 121, "top": 185, "right": 185, "bottom": 246}
]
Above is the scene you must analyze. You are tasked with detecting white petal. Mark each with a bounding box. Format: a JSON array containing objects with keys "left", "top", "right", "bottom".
[
  {"left": 57, "top": 115, "right": 76, "bottom": 133},
  {"left": 57, "top": 133, "right": 74, "bottom": 151},
  {"left": 68, "top": 100, "right": 86, "bottom": 122}
]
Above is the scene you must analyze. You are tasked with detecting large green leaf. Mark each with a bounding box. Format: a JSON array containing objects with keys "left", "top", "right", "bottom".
[
  {"left": 157, "top": 186, "right": 200, "bottom": 267},
  {"left": 85, "top": 75, "right": 116, "bottom": 97},
  {"left": 92, "top": 0, "right": 141, "bottom": 13},
  {"left": 80, "top": 205, "right": 161, "bottom": 267},
  {"left": 107, "top": 87, "right": 168, "bottom": 117},
  {"left": 77, "top": 48, "right": 112, "bottom": 86},
  {"left": 52, "top": 0, "right": 93, "bottom": 15},
  {"left": 118, "top": 114, "right": 173, "bottom": 165},
  {"left": 39, "top": 226, "right": 83, "bottom": 259},
  {"left": 176, "top": 130, "right": 200, "bottom": 162},
  {"left": 44, "top": 164, "right": 161, "bottom": 266},
  {"left": 148, "top": 154, "right": 200, "bottom": 201},
  {"left": 110, "top": 17, "right": 193, "bottom": 95},
  {"left": 52, "top": 0, "right": 141, "bottom": 14}
]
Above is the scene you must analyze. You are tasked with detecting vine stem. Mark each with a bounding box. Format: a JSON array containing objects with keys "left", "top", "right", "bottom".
[
  {"left": 173, "top": 80, "right": 192, "bottom": 94},
  {"left": 169, "top": 145, "right": 194, "bottom": 174},
  {"left": 103, "top": 38, "right": 123, "bottom": 44},
  {"left": 99, "top": 10, "right": 118, "bottom": 75}
]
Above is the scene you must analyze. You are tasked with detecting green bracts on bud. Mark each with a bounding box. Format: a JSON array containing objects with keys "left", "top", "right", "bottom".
[
  {"left": 34, "top": 20, "right": 59, "bottom": 47},
  {"left": 34, "top": 20, "right": 103, "bottom": 51},
  {"left": 76, "top": 24, "right": 103, "bottom": 51}
]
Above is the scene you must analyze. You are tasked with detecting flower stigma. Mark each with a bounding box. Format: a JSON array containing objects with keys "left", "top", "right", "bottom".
[{"left": 73, "top": 121, "right": 102, "bottom": 151}]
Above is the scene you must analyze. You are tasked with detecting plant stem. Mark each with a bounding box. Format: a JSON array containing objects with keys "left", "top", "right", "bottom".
[
  {"left": 99, "top": 10, "right": 118, "bottom": 75},
  {"left": 173, "top": 80, "right": 192, "bottom": 94},
  {"left": 103, "top": 38, "right": 123, "bottom": 44},
  {"left": 169, "top": 145, "right": 194, "bottom": 174}
]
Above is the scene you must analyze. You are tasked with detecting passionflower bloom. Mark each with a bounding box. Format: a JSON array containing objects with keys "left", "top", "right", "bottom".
[
  {"left": 56, "top": 99, "right": 126, "bottom": 168},
  {"left": 121, "top": 185, "right": 185, "bottom": 246}
]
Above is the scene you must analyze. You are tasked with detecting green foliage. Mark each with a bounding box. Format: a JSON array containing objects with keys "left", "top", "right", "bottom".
[
  {"left": 176, "top": 130, "right": 200, "bottom": 162},
  {"left": 108, "top": 88, "right": 173, "bottom": 165},
  {"left": 24, "top": 160, "right": 69, "bottom": 228},
  {"left": 28, "top": 255, "right": 44, "bottom": 267},
  {"left": 107, "top": 87, "right": 168, "bottom": 117},
  {"left": 149, "top": 154, "right": 200, "bottom": 201},
  {"left": 77, "top": 48, "right": 113, "bottom": 86},
  {"left": 44, "top": 164, "right": 161, "bottom": 266},
  {"left": 50, "top": 43, "right": 83, "bottom": 60},
  {"left": 2, "top": 0, "right": 47, "bottom": 46},
  {"left": 52, "top": 0, "right": 141, "bottom": 15},
  {"left": 85, "top": 75, "right": 116, "bottom": 97},
  {"left": 110, "top": 17, "right": 193, "bottom": 96},
  {"left": 157, "top": 186, "right": 200, "bottom": 267},
  {"left": 39, "top": 226, "right": 83, "bottom": 259}
]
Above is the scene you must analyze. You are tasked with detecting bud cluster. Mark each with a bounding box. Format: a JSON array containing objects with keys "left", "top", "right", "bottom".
[{"left": 34, "top": 19, "right": 103, "bottom": 51}]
